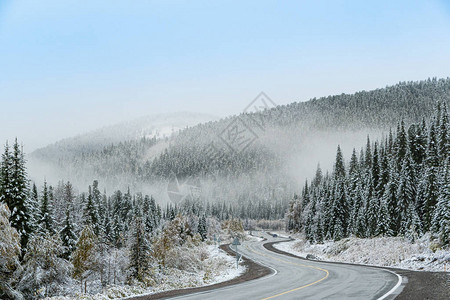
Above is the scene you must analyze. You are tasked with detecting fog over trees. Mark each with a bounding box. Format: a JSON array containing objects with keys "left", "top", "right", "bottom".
[
  {"left": 287, "top": 102, "right": 449, "bottom": 244},
  {"left": 1, "top": 78, "right": 449, "bottom": 298}
]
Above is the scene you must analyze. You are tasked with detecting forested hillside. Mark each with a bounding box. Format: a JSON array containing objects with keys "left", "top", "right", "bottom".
[
  {"left": 0, "top": 140, "right": 250, "bottom": 298},
  {"left": 29, "top": 78, "right": 450, "bottom": 208},
  {"left": 287, "top": 102, "right": 449, "bottom": 245},
  {"left": 2, "top": 79, "right": 449, "bottom": 298}
]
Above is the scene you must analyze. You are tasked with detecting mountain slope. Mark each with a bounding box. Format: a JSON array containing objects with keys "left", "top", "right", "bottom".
[{"left": 29, "top": 78, "right": 450, "bottom": 205}]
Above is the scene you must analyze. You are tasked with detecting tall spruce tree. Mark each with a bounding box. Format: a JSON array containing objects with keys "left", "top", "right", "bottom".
[
  {"left": 38, "top": 181, "right": 55, "bottom": 234},
  {"left": 127, "top": 217, "right": 151, "bottom": 282},
  {"left": 420, "top": 123, "right": 440, "bottom": 231},
  {"left": 1, "top": 140, "right": 32, "bottom": 250},
  {"left": 197, "top": 214, "right": 207, "bottom": 241},
  {"left": 60, "top": 209, "right": 77, "bottom": 259},
  {"left": 83, "top": 186, "right": 100, "bottom": 235},
  {"left": 432, "top": 159, "right": 450, "bottom": 245}
]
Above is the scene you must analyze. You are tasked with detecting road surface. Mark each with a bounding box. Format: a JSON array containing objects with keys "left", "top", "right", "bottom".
[{"left": 170, "top": 232, "right": 402, "bottom": 300}]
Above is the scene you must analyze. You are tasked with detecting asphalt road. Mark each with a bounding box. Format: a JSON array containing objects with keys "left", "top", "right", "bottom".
[{"left": 170, "top": 232, "right": 402, "bottom": 300}]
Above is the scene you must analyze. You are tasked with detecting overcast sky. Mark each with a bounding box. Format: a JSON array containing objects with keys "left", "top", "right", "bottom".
[{"left": 1, "top": 0, "right": 450, "bottom": 152}]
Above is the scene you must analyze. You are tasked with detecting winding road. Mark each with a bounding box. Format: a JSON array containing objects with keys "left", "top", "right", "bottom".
[{"left": 170, "top": 232, "right": 402, "bottom": 300}]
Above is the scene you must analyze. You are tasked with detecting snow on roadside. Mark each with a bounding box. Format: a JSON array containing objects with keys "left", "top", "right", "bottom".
[
  {"left": 274, "top": 234, "right": 450, "bottom": 272},
  {"left": 46, "top": 244, "right": 245, "bottom": 300},
  {"left": 205, "top": 244, "right": 246, "bottom": 284},
  {"left": 247, "top": 234, "right": 265, "bottom": 242}
]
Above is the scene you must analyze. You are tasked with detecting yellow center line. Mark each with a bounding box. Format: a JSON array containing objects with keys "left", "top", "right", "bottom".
[{"left": 244, "top": 244, "right": 330, "bottom": 300}]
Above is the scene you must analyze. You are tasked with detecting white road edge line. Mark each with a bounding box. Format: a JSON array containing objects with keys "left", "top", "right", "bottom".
[
  {"left": 234, "top": 244, "right": 279, "bottom": 280},
  {"left": 166, "top": 244, "right": 279, "bottom": 299},
  {"left": 377, "top": 270, "right": 402, "bottom": 300}
]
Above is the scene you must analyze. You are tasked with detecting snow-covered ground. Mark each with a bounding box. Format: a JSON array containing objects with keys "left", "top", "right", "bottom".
[
  {"left": 246, "top": 234, "right": 265, "bottom": 242},
  {"left": 274, "top": 234, "right": 450, "bottom": 272},
  {"left": 46, "top": 245, "right": 245, "bottom": 300}
]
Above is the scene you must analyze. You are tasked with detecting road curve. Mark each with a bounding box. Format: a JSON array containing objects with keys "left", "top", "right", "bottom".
[{"left": 169, "top": 232, "right": 401, "bottom": 300}]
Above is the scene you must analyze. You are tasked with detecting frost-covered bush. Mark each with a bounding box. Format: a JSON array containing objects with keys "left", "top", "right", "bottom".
[
  {"left": 16, "top": 234, "right": 70, "bottom": 299},
  {"left": 0, "top": 203, "right": 22, "bottom": 299},
  {"left": 325, "top": 238, "right": 351, "bottom": 256},
  {"left": 284, "top": 234, "right": 449, "bottom": 271},
  {"left": 222, "top": 219, "right": 245, "bottom": 241}
]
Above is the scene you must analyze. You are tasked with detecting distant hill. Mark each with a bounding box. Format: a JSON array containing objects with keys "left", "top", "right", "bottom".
[
  {"left": 29, "top": 78, "right": 450, "bottom": 206},
  {"left": 28, "top": 112, "right": 218, "bottom": 188},
  {"left": 30, "top": 111, "right": 218, "bottom": 161}
]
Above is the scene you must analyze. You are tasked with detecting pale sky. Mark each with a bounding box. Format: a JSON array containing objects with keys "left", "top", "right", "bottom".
[{"left": 1, "top": 0, "right": 450, "bottom": 152}]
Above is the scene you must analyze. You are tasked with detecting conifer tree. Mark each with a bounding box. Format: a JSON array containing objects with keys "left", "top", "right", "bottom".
[
  {"left": 376, "top": 196, "right": 391, "bottom": 236},
  {"left": 39, "top": 181, "right": 55, "bottom": 234},
  {"left": 112, "top": 214, "right": 124, "bottom": 248},
  {"left": 1, "top": 140, "right": 32, "bottom": 250},
  {"left": 83, "top": 186, "right": 100, "bottom": 235},
  {"left": 382, "top": 163, "right": 398, "bottom": 235},
  {"left": 396, "top": 154, "right": 416, "bottom": 235},
  {"left": 432, "top": 159, "right": 450, "bottom": 245},
  {"left": 330, "top": 146, "right": 348, "bottom": 240},
  {"left": 60, "top": 209, "right": 77, "bottom": 259},
  {"left": 396, "top": 120, "right": 408, "bottom": 170},
  {"left": 438, "top": 103, "right": 449, "bottom": 163},
  {"left": 372, "top": 142, "right": 381, "bottom": 197},
  {"left": 127, "top": 217, "right": 151, "bottom": 282},
  {"left": 197, "top": 214, "right": 207, "bottom": 241},
  {"left": 419, "top": 123, "right": 440, "bottom": 231},
  {"left": 403, "top": 202, "right": 422, "bottom": 242}
]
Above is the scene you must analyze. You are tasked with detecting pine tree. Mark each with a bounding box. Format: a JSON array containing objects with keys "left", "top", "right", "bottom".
[
  {"left": 396, "top": 120, "right": 408, "bottom": 170},
  {"left": 83, "top": 186, "right": 100, "bottom": 235},
  {"left": 334, "top": 145, "right": 346, "bottom": 180},
  {"left": 330, "top": 146, "right": 348, "bottom": 240},
  {"left": 408, "top": 121, "right": 427, "bottom": 167},
  {"left": 438, "top": 103, "right": 449, "bottom": 163},
  {"left": 366, "top": 195, "right": 379, "bottom": 237},
  {"left": 376, "top": 196, "right": 391, "bottom": 236},
  {"left": 347, "top": 149, "right": 360, "bottom": 235},
  {"left": 91, "top": 180, "right": 102, "bottom": 217},
  {"left": 403, "top": 202, "right": 422, "bottom": 242},
  {"left": 419, "top": 123, "right": 440, "bottom": 231},
  {"left": 0, "top": 143, "right": 12, "bottom": 211},
  {"left": 28, "top": 182, "right": 40, "bottom": 234},
  {"left": 60, "top": 209, "right": 77, "bottom": 259},
  {"left": 350, "top": 181, "right": 363, "bottom": 236},
  {"left": 1, "top": 140, "right": 32, "bottom": 250},
  {"left": 112, "top": 214, "right": 124, "bottom": 248},
  {"left": 382, "top": 164, "right": 398, "bottom": 236},
  {"left": 432, "top": 159, "right": 450, "bottom": 245},
  {"left": 63, "top": 181, "right": 75, "bottom": 213},
  {"left": 38, "top": 181, "right": 55, "bottom": 234},
  {"left": 197, "top": 214, "right": 207, "bottom": 241},
  {"left": 312, "top": 164, "right": 323, "bottom": 187},
  {"left": 372, "top": 142, "right": 381, "bottom": 197},
  {"left": 364, "top": 136, "right": 372, "bottom": 170},
  {"left": 396, "top": 154, "right": 416, "bottom": 235},
  {"left": 102, "top": 210, "right": 113, "bottom": 244},
  {"left": 127, "top": 217, "right": 151, "bottom": 282}
]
